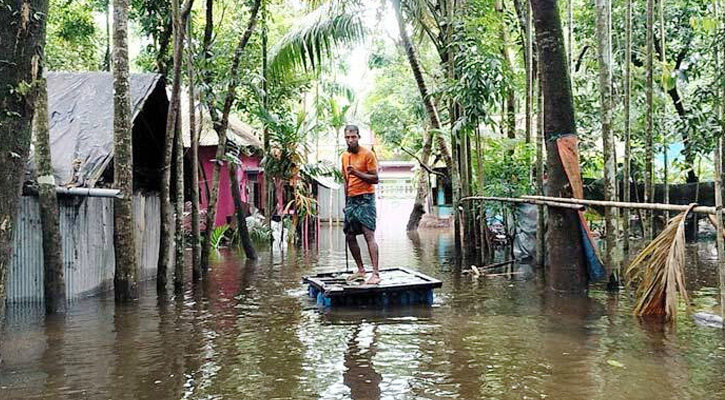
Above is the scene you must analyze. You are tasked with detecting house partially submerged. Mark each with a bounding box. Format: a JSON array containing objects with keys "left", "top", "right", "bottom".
[
  {"left": 181, "top": 99, "right": 264, "bottom": 228},
  {"left": 9, "top": 72, "right": 169, "bottom": 304}
]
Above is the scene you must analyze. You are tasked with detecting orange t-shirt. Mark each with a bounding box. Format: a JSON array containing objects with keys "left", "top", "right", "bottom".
[{"left": 342, "top": 147, "right": 378, "bottom": 197}]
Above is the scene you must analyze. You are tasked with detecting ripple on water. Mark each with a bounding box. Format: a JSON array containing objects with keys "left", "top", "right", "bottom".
[{"left": 2, "top": 209, "right": 725, "bottom": 399}]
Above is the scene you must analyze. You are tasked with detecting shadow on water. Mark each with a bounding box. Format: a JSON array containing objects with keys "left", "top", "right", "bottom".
[{"left": 1, "top": 199, "right": 725, "bottom": 399}]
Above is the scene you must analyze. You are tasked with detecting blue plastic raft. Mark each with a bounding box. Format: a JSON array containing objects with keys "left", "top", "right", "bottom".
[{"left": 303, "top": 267, "right": 442, "bottom": 308}]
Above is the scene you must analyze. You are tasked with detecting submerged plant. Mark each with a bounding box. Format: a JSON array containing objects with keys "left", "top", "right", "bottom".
[
  {"left": 210, "top": 224, "right": 230, "bottom": 249},
  {"left": 626, "top": 205, "right": 694, "bottom": 320}
]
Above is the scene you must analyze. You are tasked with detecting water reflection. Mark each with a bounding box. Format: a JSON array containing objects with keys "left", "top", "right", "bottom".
[
  {"left": 1, "top": 199, "right": 725, "bottom": 399},
  {"left": 342, "top": 324, "right": 382, "bottom": 400}
]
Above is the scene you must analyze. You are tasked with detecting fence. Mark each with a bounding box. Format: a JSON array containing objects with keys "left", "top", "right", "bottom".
[{"left": 7, "top": 193, "right": 161, "bottom": 303}]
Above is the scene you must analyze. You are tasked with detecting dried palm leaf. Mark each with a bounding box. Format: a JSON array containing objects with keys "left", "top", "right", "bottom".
[{"left": 625, "top": 204, "right": 695, "bottom": 319}]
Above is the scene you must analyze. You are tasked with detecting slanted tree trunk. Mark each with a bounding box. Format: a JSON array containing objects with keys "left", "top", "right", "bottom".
[
  {"left": 623, "top": 0, "right": 632, "bottom": 253},
  {"left": 158, "top": 0, "right": 193, "bottom": 291},
  {"left": 187, "top": 17, "right": 202, "bottom": 281},
  {"left": 531, "top": 0, "right": 587, "bottom": 294},
  {"left": 228, "top": 160, "right": 257, "bottom": 259},
  {"left": 34, "top": 78, "right": 66, "bottom": 313},
  {"left": 112, "top": 0, "right": 139, "bottom": 301},
  {"left": 200, "top": 0, "right": 262, "bottom": 270},
  {"left": 407, "top": 129, "right": 434, "bottom": 231},
  {"left": 392, "top": 0, "right": 457, "bottom": 233},
  {"left": 644, "top": 0, "right": 654, "bottom": 240},
  {"left": 594, "top": 0, "right": 615, "bottom": 270}
]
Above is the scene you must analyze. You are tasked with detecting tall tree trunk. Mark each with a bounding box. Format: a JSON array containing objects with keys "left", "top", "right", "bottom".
[
  {"left": 659, "top": 0, "right": 668, "bottom": 224},
  {"left": 495, "top": 0, "right": 516, "bottom": 139},
  {"left": 644, "top": 0, "right": 654, "bottom": 240},
  {"left": 622, "top": 0, "right": 636, "bottom": 255},
  {"left": 156, "top": 19, "right": 173, "bottom": 76},
  {"left": 536, "top": 60, "right": 545, "bottom": 267},
  {"left": 513, "top": 0, "right": 538, "bottom": 84},
  {"left": 187, "top": 17, "right": 202, "bottom": 281},
  {"left": 443, "top": 0, "right": 464, "bottom": 260},
  {"left": 174, "top": 112, "right": 185, "bottom": 291},
  {"left": 0, "top": 0, "right": 48, "bottom": 318},
  {"left": 531, "top": 0, "right": 587, "bottom": 294},
  {"left": 25, "top": 1, "right": 64, "bottom": 313},
  {"left": 228, "top": 161, "right": 257, "bottom": 259},
  {"left": 713, "top": 0, "right": 725, "bottom": 325},
  {"left": 567, "top": 0, "right": 573, "bottom": 77},
  {"left": 623, "top": 0, "right": 632, "bottom": 253},
  {"left": 159, "top": 0, "right": 193, "bottom": 291},
  {"left": 113, "top": 0, "right": 139, "bottom": 301},
  {"left": 524, "top": 0, "right": 534, "bottom": 145},
  {"left": 407, "top": 129, "right": 434, "bottom": 231},
  {"left": 200, "top": 0, "right": 262, "bottom": 270},
  {"left": 392, "top": 0, "right": 457, "bottom": 228},
  {"left": 104, "top": 0, "right": 111, "bottom": 71},
  {"left": 34, "top": 78, "right": 66, "bottom": 313},
  {"left": 261, "top": 1, "right": 273, "bottom": 226},
  {"left": 594, "top": 0, "right": 615, "bottom": 271}
]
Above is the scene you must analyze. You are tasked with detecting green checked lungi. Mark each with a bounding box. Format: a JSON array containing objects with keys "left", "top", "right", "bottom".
[{"left": 343, "top": 194, "right": 377, "bottom": 235}]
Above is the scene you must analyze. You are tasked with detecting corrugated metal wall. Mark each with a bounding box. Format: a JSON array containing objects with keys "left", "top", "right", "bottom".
[
  {"left": 317, "top": 186, "right": 344, "bottom": 222},
  {"left": 8, "top": 194, "right": 161, "bottom": 303}
]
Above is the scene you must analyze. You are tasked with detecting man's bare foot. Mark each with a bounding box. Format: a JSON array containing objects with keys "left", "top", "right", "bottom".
[
  {"left": 346, "top": 270, "right": 367, "bottom": 282},
  {"left": 365, "top": 274, "right": 381, "bottom": 285}
]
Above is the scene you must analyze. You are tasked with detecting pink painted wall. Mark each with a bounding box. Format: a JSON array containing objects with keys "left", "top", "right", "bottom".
[{"left": 199, "top": 146, "right": 262, "bottom": 227}]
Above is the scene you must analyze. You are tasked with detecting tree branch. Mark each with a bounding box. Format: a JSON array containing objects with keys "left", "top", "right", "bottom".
[
  {"left": 575, "top": 45, "right": 589, "bottom": 72},
  {"left": 398, "top": 144, "right": 446, "bottom": 177}
]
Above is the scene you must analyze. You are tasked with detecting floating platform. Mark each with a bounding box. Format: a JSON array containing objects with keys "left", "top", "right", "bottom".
[{"left": 303, "top": 267, "right": 442, "bottom": 308}]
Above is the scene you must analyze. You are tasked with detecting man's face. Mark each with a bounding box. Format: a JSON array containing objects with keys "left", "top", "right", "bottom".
[{"left": 344, "top": 130, "right": 359, "bottom": 151}]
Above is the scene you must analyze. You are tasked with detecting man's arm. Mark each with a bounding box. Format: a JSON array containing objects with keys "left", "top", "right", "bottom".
[{"left": 347, "top": 167, "right": 379, "bottom": 184}]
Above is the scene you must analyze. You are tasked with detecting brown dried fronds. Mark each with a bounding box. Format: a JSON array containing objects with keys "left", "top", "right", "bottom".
[{"left": 626, "top": 204, "right": 694, "bottom": 320}]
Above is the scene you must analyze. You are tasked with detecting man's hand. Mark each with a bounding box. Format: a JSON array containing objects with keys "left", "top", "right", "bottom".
[{"left": 346, "top": 165, "right": 358, "bottom": 176}]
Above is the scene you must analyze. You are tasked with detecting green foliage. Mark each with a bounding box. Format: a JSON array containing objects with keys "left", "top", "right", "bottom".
[
  {"left": 46, "top": 0, "right": 103, "bottom": 71},
  {"left": 477, "top": 137, "right": 535, "bottom": 198},
  {"left": 365, "top": 38, "right": 429, "bottom": 160},
  {"left": 258, "top": 106, "right": 319, "bottom": 182},
  {"left": 245, "top": 217, "right": 273, "bottom": 242},
  {"left": 267, "top": 1, "right": 367, "bottom": 80},
  {"left": 210, "top": 224, "right": 230, "bottom": 249},
  {"left": 474, "top": 136, "right": 535, "bottom": 218}
]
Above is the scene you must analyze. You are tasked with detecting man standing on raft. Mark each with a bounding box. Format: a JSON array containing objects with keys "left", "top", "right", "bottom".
[{"left": 342, "top": 124, "right": 381, "bottom": 285}]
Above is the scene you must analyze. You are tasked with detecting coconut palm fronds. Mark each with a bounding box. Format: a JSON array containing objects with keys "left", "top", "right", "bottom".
[{"left": 625, "top": 204, "right": 695, "bottom": 319}]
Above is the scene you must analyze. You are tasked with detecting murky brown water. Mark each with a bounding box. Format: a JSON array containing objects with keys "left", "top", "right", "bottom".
[{"left": 2, "top": 200, "right": 725, "bottom": 399}]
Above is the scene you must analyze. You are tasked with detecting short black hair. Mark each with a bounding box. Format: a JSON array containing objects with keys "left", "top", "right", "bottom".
[{"left": 344, "top": 124, "right": 360, "bottom": 137}]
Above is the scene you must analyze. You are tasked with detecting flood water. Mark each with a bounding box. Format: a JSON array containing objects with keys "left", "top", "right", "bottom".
[{"left": 2, "top": 199, "right": 725, "bottom": 399}]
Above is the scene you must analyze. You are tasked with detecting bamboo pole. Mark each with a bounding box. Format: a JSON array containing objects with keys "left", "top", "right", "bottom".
[
  {"left": 459, "top": 196, "right": 585, "bottom": 211},
  {"left": 522, "top": 195, "right": 716, "bottom": 215}
]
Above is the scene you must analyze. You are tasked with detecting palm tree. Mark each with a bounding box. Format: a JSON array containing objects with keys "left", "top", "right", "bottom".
[
  {"left": 267, "top": 0, "right": 457, "bottom": 232},
  {"left": 266, "top": 1, "right": 367, "bottom": 82}
]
